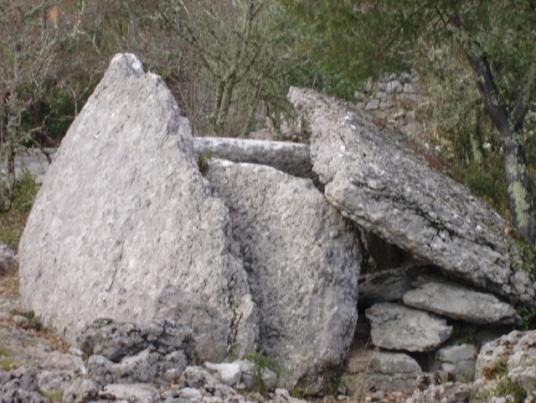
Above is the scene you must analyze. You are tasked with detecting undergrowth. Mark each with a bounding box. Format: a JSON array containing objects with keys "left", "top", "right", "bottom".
[{"left": 0, "top": 171, "right": 37, "bottom": 250}]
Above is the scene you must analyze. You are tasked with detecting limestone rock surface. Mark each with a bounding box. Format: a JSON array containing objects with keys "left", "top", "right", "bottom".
[
  {"left": 206, "top": 159, "right": 360, "bottom": 391},
  {"left": 343, "top": 348, "right": 421, "bottom": 393},
  {"left": 18, "top": 54, "right": 256, "bottom": 356},
  {"left": 358, "top": 265, "right": 415, "bottom": 306},
  {"left": 365, "top": 303, "right": 452, "bottom": 352},
  {"left": 194, "top": 136, "right": 313, "bottom": 179},
  {"left": 435, "top": 344, "right": 477, "bottom": 381},
  {"left": 403, "top": 278, "right": 519, "bottom": 325},
  {"left": 288, "top": 87, "right": 536, "bottom": 305}
]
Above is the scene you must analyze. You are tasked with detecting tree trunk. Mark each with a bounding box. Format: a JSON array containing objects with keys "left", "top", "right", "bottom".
[{"left": 502, "top": 127, "right": 536, "bottom": 242}]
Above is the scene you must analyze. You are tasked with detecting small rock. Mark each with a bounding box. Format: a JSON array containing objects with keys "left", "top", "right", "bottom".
[
  {"left": 61, "top": 377, "right": 99, "bottom": 403},
  {"left": 100, "top": 383, "right": 160, "bottom": 403},
  {"left": 11, "top": 315, "right": 30, "bottom": 328},
  {"left": 0, "top": 243, "right": 17, "bottom": 275},
  {"left": 177, "top": 387, "right": 203, "bottom": 400},
  {"left": 366, "top": 303, "right": 452, "bottom": 352},
  {"left": 435, "top": 344, "right": 477, "bottom": 381},
  {"left": 87, "top": 355, "right": 113, "bottom": 386},
  {"left": 358, "top": 266, "right": 415, "bottom": 305},
  {"left": 178, "top": 366, "right": 219, "bottom": 389},
  {"left": 406, "top": 381, "right": 472, "bottom": 403},
  {"left": 365, "top": 99, "right": 380, "bottom": 111},
  {"left": 78, "top": 318, "right": 194, "bottom": 363},
  {"left": 204, "top": 361, "right": 242, "bottom": 386},
  {"left": 36, "top": 370, "right": 73, "bottom": 392},
  {"left": 343, "top": 348, "right": 421, "bottom": 393}
]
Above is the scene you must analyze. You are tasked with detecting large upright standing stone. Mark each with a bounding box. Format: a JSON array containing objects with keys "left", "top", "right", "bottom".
[
  {"left": 206, "top": 160, "right": 360, "bottom": 392},
  {"left": 18, "top": 54, "right": 257, "bottom": 358},
  {"left": 288, "top": 87, "right": 536, "bottom": 305}
]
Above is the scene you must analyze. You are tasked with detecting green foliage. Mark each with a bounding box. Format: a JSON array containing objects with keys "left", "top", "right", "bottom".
[
  {"left": 516, "top": 304, "right": 536, "bottom": 330},
  {"left": 0, "top": 172, "right": 37, "bottom": 249},
  {"left": 494, "top": 378, "right": 527, "bottom": 403},
  {"left": 10, "top": 171, "right": 37, "bottom": 213},
  {"left": 450, "top": 157, "right": 510, "bottom": 219},
  {"left": 244, "top": 352, "right": 281, "bottom": 396},
  {"left": 39, "top": 389, "right": 63, "bottom": 402},
  {"left": 197, "top": 153, "right": 212, "bottom": 176},
  {"left": 289, "top": 389, "right": 305, "bottom": 399},
  {"left": 10, "top": 308, "right": 45, "bottom": 332},
  {"left": 482, "top": 358, "right": 508, "bottom": 380},
  {"left": 474, "top": 376, "right": 527, "bottom": 403},
  {"left": 326, "top": 374, "right": 346, "bottom": 395}
]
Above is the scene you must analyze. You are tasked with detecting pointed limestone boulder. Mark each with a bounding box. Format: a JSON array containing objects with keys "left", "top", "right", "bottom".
[{"left": 19, "top": 54, "right": 258, "bottom": 359}]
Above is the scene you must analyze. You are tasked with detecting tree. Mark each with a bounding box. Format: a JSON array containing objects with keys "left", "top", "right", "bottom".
[
  {"left": 155, "top": 0, "right": 299, "bottom": 136},
  {"left": 283, "top": 0, "right": 536, "bottom": 243},
  {"left": 0, "top": 0, "right": 59, "bottom": 209}
]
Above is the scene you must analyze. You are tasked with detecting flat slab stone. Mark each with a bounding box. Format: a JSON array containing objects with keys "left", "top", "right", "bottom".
[
  {"left": 288, "top": 87, "right": 536, "bottom": 305},
  {"left": 344, "top": 347, "right": 422, "bottom": 393},
  {"left": 193, "top": 136, "right": 313, "bottom": 179},
  {"left": 18, "top": 54, "right": 257, "bottom": 357},
  {"left": 366, "top": 302, "right": 453, "bottom": 352},
  {"left": 403, "top": 278, "right": 519, "bottom": 325},
  {"left": 206, "top": 159, "right": 360, "bottom": 391}
]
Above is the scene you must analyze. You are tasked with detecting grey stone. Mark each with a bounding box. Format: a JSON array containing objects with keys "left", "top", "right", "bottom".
[
  {"left": 0, "top": 148, "right": 56, "bottom": 186},
  {"left": 78, "top": 319, "right": 194, "bottom": 363},
  {"left": 365, "top": 303, "right": 453, "bottom": 352},
  {"left": 0, "top": 367, "right": 46, "bottom": 403},
  {"left": 386, "top": 80, "right": 403, "bottom": 93},
  {"left": 154, "top": 287, "right": 234, "bottom": 362},
  {"left": 86, "top": 355, "right": 113, "bottom": 386},
  {"left": 288, "top": 86, "right": 536, "bottom": 305},
  {"left": 406, "top": 381, "right": 472, "bottom": 403},
  {"left": 204, "top": 362, "right": 241, "bottom": 386},
  {"left": 435, "top": 344, "right": 477, "bottom": 381},
  {"left": 177, "top": 387, "right": 203, "bottom": 400},
  {"left": 358, "top": 266, "right": 414, "bottom": 305},
  {"left": 193, "top": 136, "right": 313, "bottom": 179},
  {"left": 61, "top": 377, "right": 99, "bottom": 403},
  {"left": 476, "top": 330, "right": 536, "bottom": 396},
  {"left": 35, "top": 351, "right": 85, "bottom": 373},
  {"left": 109, "top": 349, "right": 162, "bottom": 384},
  {"left": 343, "top": 348, "right": 421, "bottom": 393},
  {"left": 178, "top": 366, "right": 220, "bottom": 389},
  {"left": 36, "top": 370, "right": 74, "bottom": 392},
  {"left": 19, "top": 53, "right": 257, "bottom": 357},
  {"left": 403, "top": 278, "right": 519, "bottom": 325},
  {"left": 206, "top": 160, "right": 360, "bottom": 390},
  {"left": 0, "top": 243, "right": 17, "bottom": 275},
  {"left": 364, "top": 99, "right": 380, "bottom": 111},
  {"left": 100, "top": 383, "right": 160, "bottom": 403}
]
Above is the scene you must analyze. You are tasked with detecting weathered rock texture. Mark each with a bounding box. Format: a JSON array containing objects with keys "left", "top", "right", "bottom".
[
  {"left": 435, "top": 344, "right": 477, "bottom": 381},
  {"left": 358, "top": 265, "right": 416, "bottom": 306},
  {"left": 365, "top": 303, "right": 452, "bottom": 352},
  {"left": 288, "top": 87, "right": 536, "bottom": 305},
  {"left": 194, "top": 137, "right": 313, "bottom": 179},
  {"left": 18, "top": 54, "right": 257, "bottom": 356},
  {"left": 343, "top": 348, "right": 421, "bottom": 393},
  {"left": 473, "top": 330, "right": 536, "bottom": 401},
  {"left": 206, "top": 159, "right": 360, "bottom": 391},
  {"left": 403, "top": 277, "right": 519, "bottom": 325}
]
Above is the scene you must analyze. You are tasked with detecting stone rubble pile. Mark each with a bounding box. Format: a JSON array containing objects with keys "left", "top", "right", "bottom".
[{"left": 4, "top": 54, "right": 536, "bottom": 401}]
